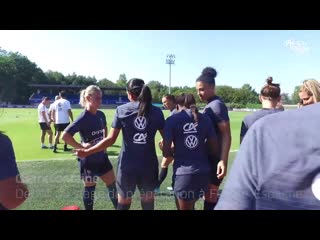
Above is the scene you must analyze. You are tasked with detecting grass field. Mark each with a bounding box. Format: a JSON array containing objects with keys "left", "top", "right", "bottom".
[{"left": 1, "top": 108, "right": 249, "bottom": 210}]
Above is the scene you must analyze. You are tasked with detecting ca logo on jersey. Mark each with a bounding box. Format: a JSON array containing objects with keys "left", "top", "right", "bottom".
[
  {"left": 184, "top": 135, "right": 198, "bottom": 149},
  {"left": 133, "top": 133, "right": 147, "bottom": 144},
  {"left": 134, "top": 116, "right": 147, "bottom": 130},
  {"left": 183, "top": 122, "right": 198, "bottom": 134}
]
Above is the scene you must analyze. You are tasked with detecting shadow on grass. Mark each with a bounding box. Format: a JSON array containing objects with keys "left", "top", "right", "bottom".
[
  {"left": 107, "top": 151, "right": 121, "bottom": 156},
  {"left": 111, "top": 144, "right": 121, "bottom": 148}
]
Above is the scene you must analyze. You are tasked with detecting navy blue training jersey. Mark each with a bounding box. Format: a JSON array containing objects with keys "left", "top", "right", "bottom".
[
  {"left": 215, "top": 103, "right": 320, "bottom": 210},
  {"left": 164, "top": 109, "right": 216, "bottom": 175},
  {"left": 202, "top": 96, "right": 229, "bottom": 156},
  {"left": 0, "top": 134, "right": 19, "bottom": 180},
  {"left": 112, "top": 101, "right": 165, "bottom": 173},
  {"left": 240, "top": 108, "right": 284, "bottom": 138},
  {"left": 65, "top": 110, "right": 107, "bottom": 165}
]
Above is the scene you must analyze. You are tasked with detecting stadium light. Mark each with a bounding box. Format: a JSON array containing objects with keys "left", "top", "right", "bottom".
[{"left": 166, "top": 54, "right": 175, "bottom": 94}]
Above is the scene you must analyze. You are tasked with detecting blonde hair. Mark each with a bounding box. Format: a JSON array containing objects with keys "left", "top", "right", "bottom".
[
  {"left": 79, "top": 85, "right": 102, "bottom": 107},
  {"left": 299, "top": 79, "right": 320, "bottom": 103}
]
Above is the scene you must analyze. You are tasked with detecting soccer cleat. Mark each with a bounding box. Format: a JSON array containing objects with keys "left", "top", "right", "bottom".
[
  {"left": 64, "top": 147, "right": 72, "bottom": 151},
  {"left": 41, "top": 146, "right": 48, "bottom": 149},
  {"left": 61, "top": 205, "right": 80, "bottom": 210}
]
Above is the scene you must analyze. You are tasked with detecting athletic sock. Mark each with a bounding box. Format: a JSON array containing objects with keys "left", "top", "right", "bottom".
[
  {"left": 106, "top": 182, "right": 118, "bottom": 209},
  {"left": 141, "top": 200, "right": 154, "bottom": 210},
  {"left": 83, "top": 186, "right": 96, "bottom": 210}
]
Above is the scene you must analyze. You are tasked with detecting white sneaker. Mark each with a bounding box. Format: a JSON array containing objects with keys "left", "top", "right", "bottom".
[{"left": 167, "top": 186, "right": 173, "bottom": 191}]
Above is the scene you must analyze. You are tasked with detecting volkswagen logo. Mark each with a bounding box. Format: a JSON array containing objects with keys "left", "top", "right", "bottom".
[
  {"left": 184, "top": 135, "right": 199, "bottom": 149},
  {"left": 134, "top": 116, "right": 147, "bottom": 130}
]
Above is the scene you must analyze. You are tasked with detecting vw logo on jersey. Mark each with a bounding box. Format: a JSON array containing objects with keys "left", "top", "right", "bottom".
[
  {"left": 184, "top": 135, "right": 199, "bottom": 149},
  {"left": 183, "top": 122, "right": 198, "bottom": 134},
  {"left": 134, "top": 116, "right": 147, "bottom": 130},
  {"left": 133, "top": 133, "right": 147, "bottom": 144}
]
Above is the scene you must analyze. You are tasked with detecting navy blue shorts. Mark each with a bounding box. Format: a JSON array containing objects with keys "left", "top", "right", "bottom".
[
  {"left": 116, "top": 169, "right": 158, "bottom": 199},
  {"left": 174, "top": 174, "right": 209, "bottom": 201},
  {"left": 55, "top": 123, "right": 69, "bottom": 132},
  {"left": 39, "top": 122, "right": 51, "bottom": 131},
  {"left": 79, "top": 153, "right": 113, "bottom": 182}
]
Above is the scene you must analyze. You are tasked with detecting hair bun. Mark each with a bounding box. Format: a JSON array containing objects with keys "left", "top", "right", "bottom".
[
  {"left": 201, "top": 67, "right": 217, "bottom": 78},
  {"left": 266, "top": 77, "right": 273, "bottom": 85}
]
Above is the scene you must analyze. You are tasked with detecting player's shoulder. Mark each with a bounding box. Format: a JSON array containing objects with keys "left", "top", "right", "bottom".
[
  {"left": 96, "top": 109, "right": 105, "bottom": 116},
  {"left": 0, "top": 133, "right": 12, "bottom": 147},
  {"left": 116, "top": 102, "right": 139, "bottom": 118},
  {"left": 151, "top": 105, "right": 163, "bottom": 115},
  {"left": 207, "top": 96, "right": 226, "bottom": 108}
]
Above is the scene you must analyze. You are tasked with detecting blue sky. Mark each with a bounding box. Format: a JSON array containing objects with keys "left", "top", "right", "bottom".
[{"left": 0, "top": 30, "right": 319, "bottom": 95}]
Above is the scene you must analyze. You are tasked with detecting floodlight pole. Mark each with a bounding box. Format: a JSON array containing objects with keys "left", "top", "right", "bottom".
[{"left": 166, "top": 54, "right": 175, "bottom": 94}]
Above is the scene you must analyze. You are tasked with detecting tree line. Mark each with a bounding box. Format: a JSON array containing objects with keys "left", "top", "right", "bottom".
[{"left": 0, "top": 47, "right": 300, "bottom": 106}]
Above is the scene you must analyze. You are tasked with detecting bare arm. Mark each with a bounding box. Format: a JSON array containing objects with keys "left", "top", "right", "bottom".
[
  {"left": 48, "top": 110, "right": 53, "bottom": 122},
  {"left": 62, "top": 132, "right": 84, "bottom": 149},
  {"left": 75, "top": 128, "right": 121, "bottom": 158},
  {"left": 207, "top": 136, "right": 227, "bottom": 179},
  {"left": 0, "top": 175, "right": 28, "bottom": 209},
  {"left": 158, "top": 129, "right": 164, "bottom": 139},
  {"left": 41, "top": 111, "right": 50, "bottom": 126},
  {"left": 162, "top": 139, "right": 174, "bottom": 166},
  {"left": 51, "top": 109, "right": 56, "bottom": 123},
  {"left": 68, "top": 109, "right": 73, "bottom": 122},
  {"left": 158, "top": 129, "right": 165, "bottom": 150},
  {"left": 217, "top": 121, "right": 232, "bottom": 167},
  {"left": 104, "top": 127, "right": 108, "bottom": 138}
]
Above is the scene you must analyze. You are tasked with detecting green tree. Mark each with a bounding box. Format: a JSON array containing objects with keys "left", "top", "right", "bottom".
[
  {"left": 0, "top": 54, "right": 17, "bottom": 103},
  {"left": 0, "top": 50, "right": 48, "bottom": 104},
  {"left": 45, "top": 70, "right": 65, "bottom": 84},
  {"left": 291, "top": 85, "right": 301, "bottom": 104},
  {"left": 98, "top": 78, "right": 116, "bottom": 88},
  {"left": 216, "top": 85, "right": 235, "bottom": 103},
  {"left": 147, "top": 80, "right": 164, "bottom": 103},
  {"left": 116, "top": 74, "right": 127, "bottom": 87},
  {"left": 97, "top": 78, "right": 123, "bottom": 95},
  {"left": 281, "top": 93, "right": 291, "bottom": 104}
]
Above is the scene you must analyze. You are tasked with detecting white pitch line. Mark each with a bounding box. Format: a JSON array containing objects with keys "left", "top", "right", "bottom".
[
  {"left": 17, "top": 150, "right": 240, "bottom": 163},
  {"left": 17, "top": 156, "right": 119, "bottom": 163}
]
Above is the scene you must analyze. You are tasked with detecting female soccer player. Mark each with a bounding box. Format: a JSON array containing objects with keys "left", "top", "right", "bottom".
[
  {"left": 75, "top": 79, "right": 165, "bottom": 210},
  {"left": 160, "top": 93, "right": 218, "bottom": 210},
  {"left": 62, "top": 85, "right": 118, "bottom": 210},
  {"left": 240, "top": 77, "right": 284, "bottom": 143},
  {"left": 195, "top": 67, "right": 231, "bottom": 210}
]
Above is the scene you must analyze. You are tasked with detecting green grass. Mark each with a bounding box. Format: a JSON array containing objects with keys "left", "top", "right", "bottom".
[
  {"left": 1, "top": 108, "right": 249, "bottom": 210},
  {"left": 16, "top": 152, "right": 237, "bottom": 210},
  {"left": 1, "top": 109, "right": 248, "bottom": 161}
]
